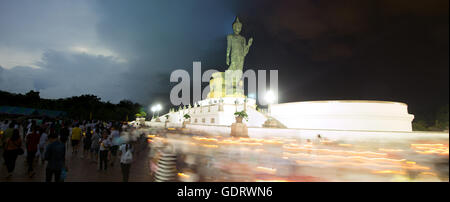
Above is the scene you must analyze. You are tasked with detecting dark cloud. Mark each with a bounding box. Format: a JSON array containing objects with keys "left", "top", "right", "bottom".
[
  {"left": 91, "top": 0, "right": 242, "bottom": 106},
  {"left": 380, "top": 0, "right": 449, "bottom": 16},
  {"left": 0, "top": 50, "right": 127, "bottom": 102}
]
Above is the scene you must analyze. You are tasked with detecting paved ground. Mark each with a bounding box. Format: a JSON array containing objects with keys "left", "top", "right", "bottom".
[{"left": 0, "top": 142, "right": 153, "bottom": 182}]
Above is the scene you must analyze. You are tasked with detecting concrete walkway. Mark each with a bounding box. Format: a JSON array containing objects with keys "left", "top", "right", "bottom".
[{"left": 0, "top": 143, "right": 153, "bottom": 182}]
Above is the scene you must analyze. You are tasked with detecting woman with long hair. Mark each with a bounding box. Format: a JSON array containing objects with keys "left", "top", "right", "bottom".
[
  {"left": 4, "top": 129, "right": 22, "bottom": 178},
  {"left": 98, "top": 130, "right": 111, "bottom": 171}
]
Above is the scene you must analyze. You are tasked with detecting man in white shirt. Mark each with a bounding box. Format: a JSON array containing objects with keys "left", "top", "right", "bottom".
[
  {"left": 119, "top": 143, "right": 133, "bottom": 182},
  {"left": 38, "top": 130, "right": 48, "bottom": 163}
]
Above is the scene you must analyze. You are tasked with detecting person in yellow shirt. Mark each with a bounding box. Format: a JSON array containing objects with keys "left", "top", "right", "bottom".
[{"left": 71, "top": 124, "right": 82, "bottom": 156}]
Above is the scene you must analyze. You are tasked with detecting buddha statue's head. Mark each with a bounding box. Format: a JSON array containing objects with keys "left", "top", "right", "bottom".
[{"left": 232, "top": 17, "right": 242, "bottom": 35}]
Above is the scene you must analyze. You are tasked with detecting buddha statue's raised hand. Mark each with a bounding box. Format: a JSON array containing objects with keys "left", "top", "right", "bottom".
[{"left": 248, "top": 38, "right": 253, "bottom": 47}]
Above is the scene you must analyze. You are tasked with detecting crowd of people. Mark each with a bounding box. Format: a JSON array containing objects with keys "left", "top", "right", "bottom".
[{"left": 0, "top": 118, "right": 147, "bottom": 182}]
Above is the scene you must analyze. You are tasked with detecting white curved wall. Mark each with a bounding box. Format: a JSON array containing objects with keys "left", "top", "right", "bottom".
[{"left": 270, "top": 101, "right": 414, "bottom": 132}]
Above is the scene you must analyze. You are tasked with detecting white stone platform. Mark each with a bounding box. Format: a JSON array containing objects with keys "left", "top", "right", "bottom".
[{"left": 270, "top": 100, "right": 415, "bottom": 132}]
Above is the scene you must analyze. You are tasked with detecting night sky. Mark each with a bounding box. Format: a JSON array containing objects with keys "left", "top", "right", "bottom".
[{"left": 0, "top": 0, "right": 448, "bottom": 118}]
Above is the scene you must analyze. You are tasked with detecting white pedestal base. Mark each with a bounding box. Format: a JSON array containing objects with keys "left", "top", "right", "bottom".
[{"left": 231, "top": 123, "right": 248, "bottom": 137}]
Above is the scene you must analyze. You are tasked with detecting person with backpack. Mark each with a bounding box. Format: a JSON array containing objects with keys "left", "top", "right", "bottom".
[
  {"left": 2, "top": 122, "right": 15, "bottom": 145},
  {"left": 119, "top": 143, "right": 133, "bottom": 182},
  {"left": 3, "top": 129, "right": 23, "bottom": 178}
]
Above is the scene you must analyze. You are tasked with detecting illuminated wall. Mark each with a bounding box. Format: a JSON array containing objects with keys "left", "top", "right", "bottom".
[
  {"left": 270, "top": 101, "right": 415, "bottom": 132},
  {"left": 159, "top": 98, "right": 267, "bottom": 127}
]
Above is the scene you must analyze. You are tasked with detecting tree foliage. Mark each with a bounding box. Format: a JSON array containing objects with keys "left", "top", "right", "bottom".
[
  {"left": 435, "top": 105, "right": 449, "bottom": 130},
  {"left": 412, "top": 120, "right": 428, "bottom": 131},
  {"left": 234, "top": 111, "right": 248, "bottom": 121},
  {"left": 413, "top": 104, "right": 449, "bottom": 131},
  {"left": 0, "top": 90, "right": 142, "bottom": 121}
]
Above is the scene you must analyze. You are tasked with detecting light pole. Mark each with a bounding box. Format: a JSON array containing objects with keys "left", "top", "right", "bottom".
[
  {"left": 151, "top": 106, "right": 156, "bottom": 119},
  {"left": 265, "top": 90, "right": 276, "bottom": 116},
  {"left": 156, "top": 104, "right": 162, "bottom": 117},
  {"left": 263, "top": 90, "right": 277, "bottom": 128},
  {"left": 151, "top": 104, "right": 162, "bottom": 121}
]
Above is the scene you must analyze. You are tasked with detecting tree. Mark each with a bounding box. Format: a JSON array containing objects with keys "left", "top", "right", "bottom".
[
  {"left": 183, "top": 114, "right": 191, "bottom": 120},
  {"left": 234, "top": 111, "right": 248, "bottom": 121},
  {"left": 0, "top": 90, "right": 143, "bottom": 121},
  {"left": 412, "top": 120, "right": 428, "bottom": 131},
  {"left": 435, "top": 105, "right": 449, "bottom": 130},
  {"left": 25, "top": 90, "right": 40, "bottom": 108},
  {"left": 135, "top": 110, "right": 147, "bottom": 118}
]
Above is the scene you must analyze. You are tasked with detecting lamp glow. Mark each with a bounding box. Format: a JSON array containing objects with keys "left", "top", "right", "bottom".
[
  {"left": 156, "top": 104, "right": 162, "bottom": 111},
  {"left": 265, "top": 91, "right": 276, "bottom": 104},
  {"left": 151, "top": 104, "right": 162, "bottom": 117}
]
